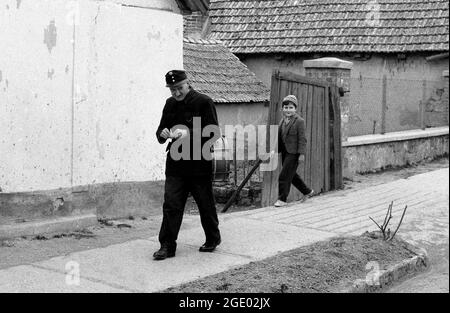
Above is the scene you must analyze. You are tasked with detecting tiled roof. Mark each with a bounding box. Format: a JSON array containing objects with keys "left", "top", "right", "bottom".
[
  {"left": 208, "top": 0, "right": 449, "bottom": 54},
  {"left": 183, "top": 37, "right": 270, "bottom": 103}
]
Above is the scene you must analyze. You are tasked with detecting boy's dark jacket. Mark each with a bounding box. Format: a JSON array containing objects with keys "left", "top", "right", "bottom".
[{"left": 278, "top": 113, "right": 307, "bottom": 155}]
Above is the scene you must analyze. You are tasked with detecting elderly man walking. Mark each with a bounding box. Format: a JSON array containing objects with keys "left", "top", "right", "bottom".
[{"left": 153, "top": 70, "right": 222, "bottom": 260}]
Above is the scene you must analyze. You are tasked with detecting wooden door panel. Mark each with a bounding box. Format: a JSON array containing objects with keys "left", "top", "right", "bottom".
[{"left": 262, "top": 70, "right": 341, "bottom": 207}]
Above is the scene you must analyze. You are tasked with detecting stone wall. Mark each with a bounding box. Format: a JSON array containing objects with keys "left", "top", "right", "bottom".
[{"left": 343, "top": 134, "right": 449, "bottom": 176}]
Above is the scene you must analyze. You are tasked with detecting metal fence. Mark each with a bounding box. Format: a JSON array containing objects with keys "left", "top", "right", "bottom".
[
  {"left": 228, "top": 130, "right": 262, "bottom": 187},
  {"left": 349, "top": 76, "right": 448, "bottom": 137},
  {"left": 213, "top": 129, "right": 263, "bottom": 188}
]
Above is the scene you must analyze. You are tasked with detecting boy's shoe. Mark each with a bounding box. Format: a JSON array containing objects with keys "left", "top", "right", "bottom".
[
  {"left": 274, "top": 200, "right": 287, "bottom": 207},
  {"left": 301, "top": 189, "right": 315, "bottom": 202}
]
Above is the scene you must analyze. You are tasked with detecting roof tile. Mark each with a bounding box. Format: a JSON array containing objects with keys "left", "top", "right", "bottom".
[
  {"left": 183, "top": 38, "right": 270, "bottom": 104},
  {"left": 208, "top": 0, "right": 449, "bottom": 53}
]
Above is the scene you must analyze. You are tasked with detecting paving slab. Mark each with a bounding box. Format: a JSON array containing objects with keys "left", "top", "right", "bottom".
[
  {"left": 0, "top": 264, "right": 125, "bottom": 293},
  {"left": 34, "top": 239, "right": 251, "bottom": 292},
  {"left": 176, "top": 216, "right": 336, "bottom": 260}
]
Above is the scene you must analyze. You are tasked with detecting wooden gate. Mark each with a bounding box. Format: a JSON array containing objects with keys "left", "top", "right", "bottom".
[{"left": 262, "top": 70, "right": 342, "bottom": 207}]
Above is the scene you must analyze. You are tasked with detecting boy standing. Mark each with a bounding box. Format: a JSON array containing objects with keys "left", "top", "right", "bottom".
[{"left": 275, "top": 95, "right": 314, "bottom": 207}]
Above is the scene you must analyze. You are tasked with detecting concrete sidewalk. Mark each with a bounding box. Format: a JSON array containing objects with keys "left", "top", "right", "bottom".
[{"left": 0, "top": 168, "right": 448, "bottom": 292}]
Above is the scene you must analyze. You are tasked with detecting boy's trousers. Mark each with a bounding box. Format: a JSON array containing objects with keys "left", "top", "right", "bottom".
[{"left": 278, "top": 152, "right": 312, "bottom": 202}]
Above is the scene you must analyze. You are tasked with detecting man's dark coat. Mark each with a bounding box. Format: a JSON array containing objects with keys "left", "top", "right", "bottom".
[{"left": 156, "top": 89, "right": 220, "bottom": 177}]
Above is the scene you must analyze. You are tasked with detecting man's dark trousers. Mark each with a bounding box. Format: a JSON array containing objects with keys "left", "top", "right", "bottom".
[
  {"left": 158, "top": 175, "right": 221, "bottom": 247},
  {"left": 278, "top": 152, "right": 312, "bottom": 202}
]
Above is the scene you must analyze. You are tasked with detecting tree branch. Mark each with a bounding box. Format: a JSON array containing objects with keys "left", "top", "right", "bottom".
[
  {"left": 369, "top": 216, "right": 384, "bottom": 236},
  {"left": 382, "top": 201, "right": 393, "bottom": 232},
  {"left": 389, "top": 205, "right": 408, "bottom": 241}
]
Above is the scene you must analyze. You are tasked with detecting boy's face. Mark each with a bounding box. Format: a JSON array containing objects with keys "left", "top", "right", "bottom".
[{"left": 282, "top": 102, "right": 297, "bottom": 117}]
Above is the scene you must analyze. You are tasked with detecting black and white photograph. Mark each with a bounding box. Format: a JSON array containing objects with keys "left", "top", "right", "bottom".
[{"left": 0, "top": 0, "right": 448, "bottom": 302}]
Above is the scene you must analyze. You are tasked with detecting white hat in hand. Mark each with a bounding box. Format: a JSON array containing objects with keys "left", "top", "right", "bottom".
[{"left": 172, "top": 128, "right": 188, "bottom": 139}]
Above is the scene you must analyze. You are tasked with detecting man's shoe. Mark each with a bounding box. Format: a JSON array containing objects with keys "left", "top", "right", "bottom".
[
  {"left": 274, "top": 200, "right": 287, "bottom": 207},
  {"left": 153, "top": 245, "right": 176, "bottom": 260},
  {"left": 199, "top": 239, "right": 221, "bottom": 252}
]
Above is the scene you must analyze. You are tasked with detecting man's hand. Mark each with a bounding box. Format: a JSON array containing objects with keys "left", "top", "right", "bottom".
[
  {"left": 172, "top": 128, "right": 188, "bottom": 139},
  {"left": 298, "top": 154, "right": 305, "bottom": 162},
  {"left": 160, "top": 128, "right": 171, "bottom": 139}
]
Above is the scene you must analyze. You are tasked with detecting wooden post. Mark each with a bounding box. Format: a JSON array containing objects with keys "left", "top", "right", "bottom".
[
  {"left": 304, "top": 57, "right": 352, "bottom": 182},
  {"left": 381, "top": 75, "right": 387, "bottom": 134},
  {"left": 420, "top": 80, "right": 427, "bottom": 130},
  {"left": 243, "top": 159, "right": 246, "bottom": 187},
  {"left": 323, "top": 86, "right": 330, "bottom": 191},
  {"left": 262, "top": 70, "right": 281, "bottom": 207},
  {"left": 233, "top": 129, "right": 237, "bottom": 187}
]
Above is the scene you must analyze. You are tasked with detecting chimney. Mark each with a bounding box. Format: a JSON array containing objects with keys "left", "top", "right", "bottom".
[{"left": 183, "top": 11, "right": 209, "bottom": 39}]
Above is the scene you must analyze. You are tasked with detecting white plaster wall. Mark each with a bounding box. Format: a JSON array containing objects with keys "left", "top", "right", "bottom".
[
  {"left": 73, "top": 0, "right": 182, "bottom": 186},
  {"left": 0, "top": 0, "right": 183, "bottom": 192},
  {"left": 106, "top": 0, "right": 181, "bottom": 12},
  {"left": 0, "top": 0, "right": 74, "bottom": 192}
]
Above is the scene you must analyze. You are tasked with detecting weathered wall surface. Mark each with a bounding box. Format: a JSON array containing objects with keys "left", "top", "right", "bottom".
[
  {"left": 242, "top": 53, "right": 447, "bottom": 88},
  {"left": 216, "top": 102, "right": 269, "bottom": 160},
  {"left": 343, "top": 136, "right": 449, "bottom": 177},
  {"left": 425, "top": 72, "right": 449, "bottom": 128},
  {"left": 0, "top": 0, "right": 183, "bottom": 194},
  {"left": 241, "top": 53, "right": 449, "bottom": 136},
  {"left": 0, "top": 0, "right": 74, "bottom": 193},
  {"left": 72, "top": 0, "right": 182, "bottom": 188},
  {"left": 216, "top": 102, "right": 268, "bottom": 136}
]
